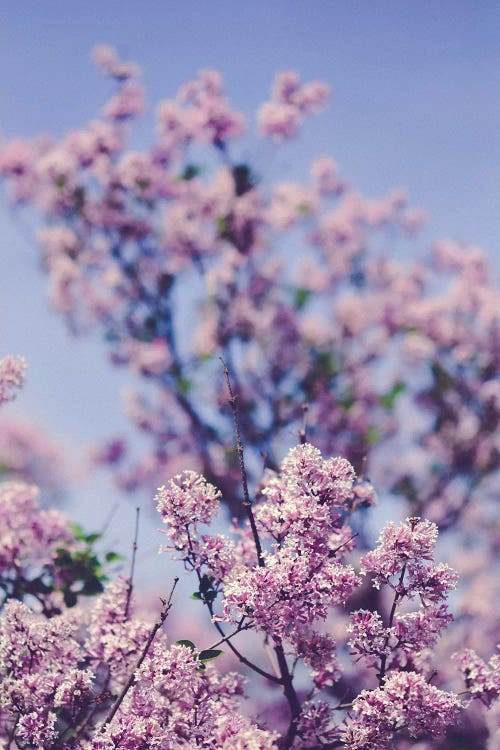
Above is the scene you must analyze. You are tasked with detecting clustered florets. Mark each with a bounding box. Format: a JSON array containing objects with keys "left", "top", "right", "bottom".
[
  {"left": 343, "top": 672, "right": 462, "bottom": 749},
  {"left": 453, "top": 648, "right": 500, "bottom": 707},
  {"left": 0, "top": 42, "right": 499, "bottom": 749},
  {"left": 346, "top": 518, "right": 458, "bottom": 681},
  {"left": 0, "top": 582, "right": 279, "bottom": 749},
  {"left": 0, "top": 408, "right": 497, "bottom": 747},
  {"left": 154, "top": 444, "right": 474, "bottom": 748},
  {"left": 0, "top": 354, "right": 26, "bottom": 405},
  {"left": 156, "top": 469, "right": 222, "bottom": 552}
]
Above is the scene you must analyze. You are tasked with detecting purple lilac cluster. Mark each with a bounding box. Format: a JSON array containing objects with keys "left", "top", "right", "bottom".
[
  {"left": 0, "top": 355, "right": 26, "bottom": 406},
  {"left": 0, "top": 389, "right": 497, "bottom": 747},
  {"left": 0, "top": 43, "right": 498, "bottom": 748},
  {"left": 0, "top": 47, "right": 497, "bottom": 543},
  {"left": 156, "top": 443, "right": 475, "bottom": 748},
  {"left": 0, "top": 580, "right": 278, "bottom": 749}
]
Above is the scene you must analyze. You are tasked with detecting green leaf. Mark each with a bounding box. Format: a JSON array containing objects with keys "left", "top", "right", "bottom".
[
  {"left": 294, "top": 288, "right": 311, "bottom": 310},
  {"left": 105, "top": 551, "right": 123, "bottom": 563},
  {"left": 379, "top": 381, "right": 406, "bottom": 410},
  {"left": 176, "top": 640, "right": 196, "bottom": 651},
  {"left": 83, "top": 533, "right": 101, "bottom": 545},
  {"left": 180, "top": 164, "right": 201, "bottom": 181},
  {"left": 190, "top": 591, "right": 203, "bottom": 600},
  {"left": 177, "top": 377, "right": 192, "bottom": 394},
  {"left": 198, "top": 649, "right": 223, "bottom": 662},
  {"left": 366, "top": 426, "right": 382, "bottom": 446},
  {"left": 216, "top": 217, "right": 229, "bottom": 234},
  {"left": 70, "top": 524, "right": 85, "bottom": 540}
]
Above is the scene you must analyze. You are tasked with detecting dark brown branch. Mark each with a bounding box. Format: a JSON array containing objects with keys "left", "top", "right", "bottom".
[
  {"left": 221, "top": 358, "right": 264, "bottom": 566},
  {"left": 124, "top": 506, "right": 140, "bottom": 619},
  {"left": 377, "top": 564, "right": 406, "bottom": 686},
  {"left": 205, "top": 619, "right": 252, "bottom": 651},
  {"left": 185, "top": 526, "right": 280, "bottom": 683},
  {"left": 101, "top": 578, "right": 178, "bottom": 731},
  {"left": 299, "top": 402, "right": 309, "bottom": 444},
  {"left": 275, "top": 642, "right": 302, "bottom": 749},
  {"left": 220, "top": 360, "right": 302, "bottom": 748}
]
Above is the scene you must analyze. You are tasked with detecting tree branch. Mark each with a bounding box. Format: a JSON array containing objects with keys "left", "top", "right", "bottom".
[
  {"left": 124, "top": 506, "right": 140, "bottom": 619},
  {"left": 100, "top": 578, "right": 178, "bottom": 731}
]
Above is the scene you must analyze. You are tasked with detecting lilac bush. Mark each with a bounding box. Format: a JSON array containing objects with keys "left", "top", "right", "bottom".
[
  {"left": 0, "top": 47, "right": 497, "bottom": 529},
  {"left": 0, "top": 393, "right": 496, "bottom": 747},
  {"left": 0, "top": 45, "right": 499, "bottom": 748}
]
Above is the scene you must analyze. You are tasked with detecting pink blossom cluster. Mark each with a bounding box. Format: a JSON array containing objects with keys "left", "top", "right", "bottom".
[
  {"left": 0, "top": 413, "right": 68, "bottom": 498},
  {"left": 0, "top": 48, "right": 497, "bottom": 548},
  {"left": 0, "top": 354, "right": 26, "bottom": 405},
  {"left": 0, "top": 46, "right": 499, "bottom": 748},
  {"left": 360, "top": 518, "right": 458, "bottom": 599},
  {"left": 156, "top": 443, "right": 480, "bottom": 747},
  {"left": 343, "top": 672, "right": 462, "bottom": 749},
  {"left": 0, "top": 580, "right": 278, "bottom": 750},
  {"left": 346, "top": 518, "right": 457, "bottom": 686},
  {"left": 0, "top": 481, "right": 72, "bottom": 612},
  {"left": 156, "top": 469, "right": 222, "bottom": 552},
  {"left": 258, "top": 71, "right": 330, "bottom": 140},
  {"left": 454, "top": 648, "right": 500, "bottom": 707}
]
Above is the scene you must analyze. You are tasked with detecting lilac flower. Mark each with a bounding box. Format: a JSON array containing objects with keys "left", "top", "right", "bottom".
[
  {"left": 255, "top": 443, "right": 357, "bottom": 550},
  {"left": 360, "top": 518, "right": 452, "bottom": 595},
  {"left": 347, "top": 610, "right": 394, "bottom": 666},
  {"left": 17, "top": 710, "right": 58, "bottom": 749},
  {"left": 0, "top": 355, "right": 26, "bottom": 405},
  {"left": 221, "top": 545, "right": 360, "bottom": 640},
  {"left": 156, "top": 470, "right": 221, "bottom": 553},
  {"left": 453, "top": 648, "right": 500, "bottom": 707},
  {"left": 293, "top": 631, "right": 340, "bottom": 688},
  {"left": 344, "top": 672, "right": 461, "bottom": 749}
]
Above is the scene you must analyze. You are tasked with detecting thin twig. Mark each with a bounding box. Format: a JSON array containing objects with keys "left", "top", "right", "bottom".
[
  {"left": 377, "top": 564, "right": 406, "bottom": 686},
  {"left": 205, "top": 619, "right": 251, "bottom": 651},
  {"left": 220, "top": 357, "right": 264, "bottom": 566},
  {"left": 99, "top": 501, "right": 119, "bottom": 536},
  {"left": 101, "top": 578, "right": 178, "bottom": 731},
  {"left": 221, "top": 359, "right": 302, "bottom": 748},
  {"left": 124, "top": 507, "right": 140, "bottom": 619},
  {"left": 185, "top": 527, "right": 280, "bottom": 683},
  {"left": 299, "top": 403, "right": 309, "bottom": 444},
  {"left": 206, "top": 598, "right": 281, "bottom": 682},
  {"left": 329, "top": 532, "right": 359, "bottom": 557}
]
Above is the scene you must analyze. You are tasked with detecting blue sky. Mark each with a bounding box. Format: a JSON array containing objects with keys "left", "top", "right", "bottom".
[{"left": 0, "top": 1, "right": 499, "bottom": 584}]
